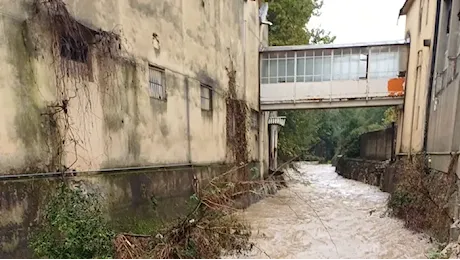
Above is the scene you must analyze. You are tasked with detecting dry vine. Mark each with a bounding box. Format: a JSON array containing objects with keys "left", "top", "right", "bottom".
[
  {"left": 30, "top": 0, "right": 127, "bottom": 172},
  {"left": 114, "top": 165, "right": 262, "bottom": 259},
  {"left": 225, "top": 56, "right": 249, "bottom": 165}
]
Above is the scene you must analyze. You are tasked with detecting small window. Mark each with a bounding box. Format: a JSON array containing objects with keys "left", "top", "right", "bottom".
[
  {"left": 60, "top": 34, "right": 89, "bottom": 63},
  {"left": 200, "top": 84, "right": 212, "bottom": 111},
  {"left": 445, "top": 0, "right": 452, "bottom": 34},
  {"left": 149, "top": 65, "right": 166, "bottom": 100},
  {"left": 251, "top": 110, "right": 259, "bottom": 129}
]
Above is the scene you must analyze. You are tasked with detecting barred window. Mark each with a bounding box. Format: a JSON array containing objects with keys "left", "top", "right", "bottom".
[
  {"left": 200, "top": 84, "right": 212, "bottom": 111},
  {"left": 149, "top": 65, "right": 166, "bottom": 100}
]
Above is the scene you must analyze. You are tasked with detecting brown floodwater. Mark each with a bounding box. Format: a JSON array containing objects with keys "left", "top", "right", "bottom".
[{"left": 233, "top": 163, "right": 435, "bottom": 259}]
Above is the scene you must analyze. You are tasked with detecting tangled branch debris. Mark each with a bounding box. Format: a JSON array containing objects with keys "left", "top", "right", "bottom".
[
  {"left": 388, "top": 155, "right": 457, "bottom": 242},
  {"left": 114, "top": 166, "right": 265, "bottom": 259}
]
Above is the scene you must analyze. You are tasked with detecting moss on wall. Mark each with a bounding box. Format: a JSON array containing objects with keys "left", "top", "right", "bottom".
[
  {"left": 4, "top": 19, "right": 60, "bottom": 174},
  {"left": 0, "top": 162, "right": 258, "bottom": 258}
]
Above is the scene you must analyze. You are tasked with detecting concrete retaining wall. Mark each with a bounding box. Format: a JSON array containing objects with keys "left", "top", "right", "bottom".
[
  {"left": 0, "top": 162, "right": 259, "bottom": 258},
  {"left": 359, "top": 125, "right": 395, "bottom": 161},
  {"left": 336, "top": 157, "right": 395, "bottom": 192}
]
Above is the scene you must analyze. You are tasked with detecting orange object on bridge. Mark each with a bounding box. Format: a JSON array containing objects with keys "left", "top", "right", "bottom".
[{"left": 387, "top": 77, "right": 405, "bottom": 96}]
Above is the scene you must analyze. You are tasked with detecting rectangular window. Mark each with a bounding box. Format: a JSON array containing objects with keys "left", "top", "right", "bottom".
[
  {"left": 200, "top": 84, "right": 212, "bottom": 111},
  {"left": 148, "top": 65, "right": 166, "bottom": 100},
  {"left": 59, "top": 31, "right": 93, "bottom": 81},
  {"left": 418, "top": 0, "right": 423, "bottom": 34},
  {"left": 296, "top": 56, "right": 305, "bottom": 82},
  {"left": 286, "top": 58, "right": 295, "bottom": 82},
  {"left": 60, "top": 34, "right": 89, "bottom": 63},
  {"left": 278, "top": 59, "right": 286, "bottom": 82},
  {"left": 359, "top": 54, "right": 368, "bottom": 79},
  {"left": 323, "top": 56, "right": 332, "bottom": 81},
  {"left": 251, "top": 110, "right": 259, "bottom": 129},
  {"left": 425, "top": 0, "right": 430, "bottom": 25},
  {"left": 446, "top": 0, "right": 452, "bottom": 34}
]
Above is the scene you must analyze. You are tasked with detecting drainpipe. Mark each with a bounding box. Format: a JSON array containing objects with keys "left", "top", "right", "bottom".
[
  {"left": 423, "top": 0, "right": 442, "bottom": 151},
  {"left": 408, "top": 57, "right": 417, "bottom": 156},
  {"left": 185, "top": 79, "right": 192, "bottom": 164},
  {"left": 258, "top": 44, "right": 264, "bottom": 180}
]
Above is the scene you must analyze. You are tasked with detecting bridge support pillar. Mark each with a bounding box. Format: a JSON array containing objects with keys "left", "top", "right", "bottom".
[{"left": 267, "top": 112, "right": 286, "bottom": 171}]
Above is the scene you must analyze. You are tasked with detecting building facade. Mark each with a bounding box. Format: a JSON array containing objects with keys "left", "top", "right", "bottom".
[
  {"left": 0, "top": 0, "right": 267, "bottom": 173},
  {"left": 0, "top": 0, "right": 269, "bottom": 256},
  {"left": 399, "top": 0, "right": 460, "bottom": 173},
  {"left": 425, "top": 0, "right": 460, "bottom": 174},
  {"left": 397, "top": 0, "right": 439, "bottom": 155}
]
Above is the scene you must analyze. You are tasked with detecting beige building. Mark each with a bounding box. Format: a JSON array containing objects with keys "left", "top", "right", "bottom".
[
  {"left": 396, "top": 0, "right": 439, "bottom": 155},
  {"left": 398, "top": 0, "right": 460, "bottom": 173},
  {"left": 399, "top": 0, "right": 460, "bottom": 228},
  {"left": 0, "top": 0, "right": 268, "bottom": 174},
  {"left": 0, "top": 0, "right": 270, "bottom": 256}
]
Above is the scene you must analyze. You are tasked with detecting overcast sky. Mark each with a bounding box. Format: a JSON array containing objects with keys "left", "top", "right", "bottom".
[{"left": 308, "top": 0, "right": 407, "bottom": 44}]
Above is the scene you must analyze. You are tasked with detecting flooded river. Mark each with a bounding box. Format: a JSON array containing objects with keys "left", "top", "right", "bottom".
[{"left": 236, "top": 163, "right": 434, "bottom": 259}]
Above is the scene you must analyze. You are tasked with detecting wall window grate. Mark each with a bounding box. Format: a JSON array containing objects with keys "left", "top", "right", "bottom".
[
  {"left": 200, "top": 84, "right": 212, "bottom": 111},
  {"left": 149, "top": 65, "right": 166, "bottom": 100}
]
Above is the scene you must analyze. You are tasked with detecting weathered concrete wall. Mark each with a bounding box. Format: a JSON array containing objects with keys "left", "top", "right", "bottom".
[
  {"left": 336, "top": 157, "right": 389, "bottom": 189},
  {"left": 425, "top": 0, "right": 460, "bottom": 174},
  {"left": 359, "top": 126, "right": 395, "bottom": 161},
  {"left": 0, "top": 162, "right": 258, "bottom": 258},
  {"left": 0, "top": 0, "right": 264, "bottom": 173},
  {"left": 0, "top": 0, "right": 270, "bottom": 257}
]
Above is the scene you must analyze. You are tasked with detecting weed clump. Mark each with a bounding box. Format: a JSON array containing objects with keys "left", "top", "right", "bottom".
[{"left": 29, "top": 183, "right": 115, "bottom": 259}]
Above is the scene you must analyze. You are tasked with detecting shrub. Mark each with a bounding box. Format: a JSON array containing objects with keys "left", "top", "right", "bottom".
[{"left": 30, "top": 183, "right": 115, "bottom": 258}]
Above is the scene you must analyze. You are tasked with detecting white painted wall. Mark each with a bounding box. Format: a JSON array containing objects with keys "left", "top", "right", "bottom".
[{"left": 261, "top": 78, "right": 394, "bottom": 103}]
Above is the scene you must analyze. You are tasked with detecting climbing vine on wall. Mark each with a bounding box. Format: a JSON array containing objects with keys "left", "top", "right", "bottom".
[
  {"left": 225, "top": 58, "right": 248, "bottom": 165},
  {"left": 30, "top": 0, "right": 125, "bottom": 172}
]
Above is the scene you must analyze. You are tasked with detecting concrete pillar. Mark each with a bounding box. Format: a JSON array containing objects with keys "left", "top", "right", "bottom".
[
  {"left": 269, "top": 124, "right": 279, "bottom": 170},
  {"left": 395, "top": 106, "right": 404, "bottom": 155},
  {"left": 259, "top": 111, "right": 270, "bottom": 180}
]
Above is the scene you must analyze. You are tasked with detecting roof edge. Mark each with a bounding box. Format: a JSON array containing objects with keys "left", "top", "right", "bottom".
[
  {"left": 260, "top": 40, "right": 409, "bottom": 53},
  {"left": 400, "top": 0, "right": 415, "bottom": 15}
]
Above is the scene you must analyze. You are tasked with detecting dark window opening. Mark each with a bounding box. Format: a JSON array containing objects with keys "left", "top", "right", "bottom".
[
  {"left": 60, "top": 35, "right": 89, "bottom": 63},
  {"left": 200, "top": 84, "right": 213, "bottom": 111},
  {"left": 446, "top": 0, "right": 452, "bottom": 34}
]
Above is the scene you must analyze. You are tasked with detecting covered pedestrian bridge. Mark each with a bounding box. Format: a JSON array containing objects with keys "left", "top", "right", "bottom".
[{"left": 260, "top": 40, "right": 408, "bottom": 110}]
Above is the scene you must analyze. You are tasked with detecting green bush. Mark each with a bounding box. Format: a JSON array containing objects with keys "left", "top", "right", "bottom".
[
  {"left": 30, "top": 183, "right": 115, "bottom": 259},
  {"left": 388, "top": 189, "right": 414, "bottom": 210}
]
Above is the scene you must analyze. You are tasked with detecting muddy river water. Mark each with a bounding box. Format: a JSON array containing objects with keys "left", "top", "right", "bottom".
[{"left": 235, "top": 163, "right": 435, "bottom": 259}]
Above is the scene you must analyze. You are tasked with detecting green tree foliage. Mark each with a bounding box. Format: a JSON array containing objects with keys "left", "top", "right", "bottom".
[
  {"left": 30, "top": 183, "right": 115, "bottom": 259},
  {"left": 278, "top": 110, "right": 321, "bottom": 158},
  {"left": 279, "top": 107, "right": 395, "bottom": 160},
  {"left": 267, "top": 0, "right": 336, "bottom": 45}
]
